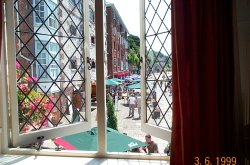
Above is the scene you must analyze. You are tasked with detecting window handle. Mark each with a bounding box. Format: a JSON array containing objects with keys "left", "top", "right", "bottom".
[
  {"left": 139, "top": 56, "right": 143, "bottom": 69},
  {"left": 86, "top": 57, "right": 92, "bottom": 70}
]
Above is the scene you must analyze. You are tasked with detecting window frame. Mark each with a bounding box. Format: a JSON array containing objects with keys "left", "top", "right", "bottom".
[
  {"left": 140, "top": 0, "right": 172, "bottom": 141},
  {"left": 0, "top": 0, "right": 169, "bottom": 160},
  {"left": 4, "top": 0, "right": 92, "bottom": 148}
]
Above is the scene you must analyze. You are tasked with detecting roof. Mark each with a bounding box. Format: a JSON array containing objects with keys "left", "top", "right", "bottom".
[{"left": 106, "top": 3, "right": 129, "bottom": 33}]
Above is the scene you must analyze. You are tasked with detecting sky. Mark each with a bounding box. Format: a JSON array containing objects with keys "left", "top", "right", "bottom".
[
  {"left": 106, "top": 0, "right": 140, "bottom": 37},
  {"left": 105, "top": 0, "right": 171, "bottom": 53}
]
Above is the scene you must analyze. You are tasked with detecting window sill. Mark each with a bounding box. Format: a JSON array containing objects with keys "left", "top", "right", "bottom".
[
  {"left": 0, "top": 154, "right": 170, "bottom": 164},
  {"left": 1, "top": 148, "right": 170, "bottom": 161}
]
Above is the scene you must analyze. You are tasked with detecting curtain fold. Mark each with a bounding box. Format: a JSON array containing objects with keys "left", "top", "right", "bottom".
[{"left": 171, "top": 0, "right": 240, "bottom": 164}]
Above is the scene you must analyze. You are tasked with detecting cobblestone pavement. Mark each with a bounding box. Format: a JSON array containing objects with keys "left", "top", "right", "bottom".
[{"left": 90, "top": 98, "right": 169, "bottom": 154}]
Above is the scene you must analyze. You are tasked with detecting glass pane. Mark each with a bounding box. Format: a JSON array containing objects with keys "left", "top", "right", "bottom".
[
  {"left": 14, "top": 0, "right": 85, "bottom": 134},
  {"left": 145, "top": 0, "right": 172, "bottom": 129}
]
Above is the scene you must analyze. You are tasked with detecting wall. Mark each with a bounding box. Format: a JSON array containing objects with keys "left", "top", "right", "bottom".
[{"left": 236, "top": 0, "right": 250, "bottom": 162}]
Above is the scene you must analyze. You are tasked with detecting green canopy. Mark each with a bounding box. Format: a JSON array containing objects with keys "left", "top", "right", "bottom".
[
  {"left": 105, "top": 79, "right": 121, "bottom": 86},
  {"left": 132, "top": 79, "right": 141, "bottom": 82},
  {"left": 110, "top": 78, "right": 125, "bottom": 82},
  {"left": 53, "top": 127, "right": 148, "bottom": 152},
  {"left": 127, "top": 83, "right": 141, "bottom": 89}
]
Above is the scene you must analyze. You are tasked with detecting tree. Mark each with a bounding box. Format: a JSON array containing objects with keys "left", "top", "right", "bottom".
[
  {"left": 127, "top": 35, "right": 140, "bottom": 72},
  {"left": 106, "top": 95, "right": 118, "bottom": 131}
]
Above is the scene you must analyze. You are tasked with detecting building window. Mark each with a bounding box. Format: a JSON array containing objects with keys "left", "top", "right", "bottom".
[
  {"left": 89, "top": 8, "right": 94, "bottom": 23},
  {"left": 37, "top": 52, "right": 47, "bottom": 78},
  {"left": 49, "top": 14, "right": 57, "bottom": 28},
  {"left": 50, "top": 63, "right": 58, "bottom": 78},
  {"left": 34, "top": 0, "right": 45, "bottom": 23}
]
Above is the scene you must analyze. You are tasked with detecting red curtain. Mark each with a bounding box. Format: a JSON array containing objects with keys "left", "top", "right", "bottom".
[{"left": 171, "top": 0, "right": 239, "bottom": 164}]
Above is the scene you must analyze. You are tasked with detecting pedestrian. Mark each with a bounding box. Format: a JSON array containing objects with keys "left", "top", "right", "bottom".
[
  {"left": 128, "top": 94, "right": 136, "bottom": 118},
  {"left": 143, "top": 134, "right": 159, "bottom": 153},
  {"left": 136, "top": 94, "right": 142, "bottom": 119}
]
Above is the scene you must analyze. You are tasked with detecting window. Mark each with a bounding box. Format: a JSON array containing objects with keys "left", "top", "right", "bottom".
[
  {"left": 34, "top": 0, "right": 45, "bottom": 23},
  {"left": 89, "top": 8, "right": 95, "bottom": 23},
  {"left": 49, "top": 43, "right": 59, "bottom": 54},
  {"left": 6, "top": 0, "right": 170, "bottom": 158},
  {"left": 49, "top": 14, "right": 57, "bottom": 28},
  {"left": 48, "top": 2, "right": 58, "bottom": 29},
  {"left": 37, "top": 52, "right": 47, "bottom": 78},
  {"left": 50, "top": 63, "right": 58, "bottom": 78},
  {"left": 11, "top": 0, "right": 88, "bottom": 148}
]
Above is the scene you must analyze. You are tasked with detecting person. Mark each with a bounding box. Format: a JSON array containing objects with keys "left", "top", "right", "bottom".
[
  {"left": 136, "top": 94, "right": 142, "bottom": 119},
  {"left": 143, "top": 134, "right": 159, "bottom": 153},
  {"left": 128, "top": 94, "right": 136, "bottom": 118}
]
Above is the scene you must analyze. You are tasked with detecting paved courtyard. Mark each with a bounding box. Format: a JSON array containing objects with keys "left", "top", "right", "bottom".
[{"left": 90, "top": 97, "right": 170, "bottom": 154}]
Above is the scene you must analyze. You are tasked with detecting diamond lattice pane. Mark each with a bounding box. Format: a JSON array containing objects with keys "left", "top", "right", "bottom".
[
  {"left": 145, "top": 0, "right": 172, "bottom": 129},
  {"left": 14, "top": 0, "right": 86, "bottom": 133}
]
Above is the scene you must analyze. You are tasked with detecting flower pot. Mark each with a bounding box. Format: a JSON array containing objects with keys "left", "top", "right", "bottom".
[{"left": 72, "top": 90, "right": 82, "bottom": 109}]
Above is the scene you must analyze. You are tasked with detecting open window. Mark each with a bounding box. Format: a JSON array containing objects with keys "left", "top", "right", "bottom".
[
  {"left": 6, "top": 0, "right": 91, "bottom": 147},
  {"left": 140, "top": 0, "right": 172, "bottom": 141}
]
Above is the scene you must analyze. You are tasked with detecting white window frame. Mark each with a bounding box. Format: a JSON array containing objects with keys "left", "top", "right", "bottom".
[
  {"left": 1, "top": 0, "right": 169, "bottom": 160},
  {"left": 140, "top": 0, "right": 171, "bottom": 141},
  {"left": 4, "top": 0, "right": 91, "bottom": 148}
]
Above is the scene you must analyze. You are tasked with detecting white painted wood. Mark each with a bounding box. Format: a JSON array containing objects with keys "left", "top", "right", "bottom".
[
  {"left": 1, "top": 1, "right": 10, "bottom": 152},
  {"left": 2, "top": 149, "right": 169, "bottom": 161},
  {"left": 84, "top": 0, "right": 92, "bottom": 126},
  {"left": 95, "top": 0, "right": 107, "bottom": 156},
  {"left": 140, "top": 0, "right": 147, "bottom": 126}
]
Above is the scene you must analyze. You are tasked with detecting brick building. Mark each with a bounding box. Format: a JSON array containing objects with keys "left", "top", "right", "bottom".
[{"left": 106, "top": 3, "right": 129, "bottom": 78}]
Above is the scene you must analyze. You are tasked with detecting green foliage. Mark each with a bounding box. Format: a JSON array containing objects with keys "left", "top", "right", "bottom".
[
  {"left": 127, "top": 35, "right": 140, "bottom": 71},
  {"left": 127, "top": 49, "right": 139, "bottom": 66},
  {"left": 106, "top": 95, "right": 118, "bottom": 131},
  {"left": 128, "top": 35, "right": 140, "bottom": 55}
]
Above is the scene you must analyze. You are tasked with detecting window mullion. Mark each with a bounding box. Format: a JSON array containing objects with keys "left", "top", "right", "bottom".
[
  {"left": 95, "top": 0, "right": 107, "bottom": 156},
  {"left": 83, "top": 0, "right": 92, "bottom": 129},
  {"left": 140, "top": 0, "right": 147, "bottom": 125}
]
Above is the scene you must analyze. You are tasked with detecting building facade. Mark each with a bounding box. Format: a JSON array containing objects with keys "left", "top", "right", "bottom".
[{"left": 106, "top": 3, "right": 129, "bottom": 78}]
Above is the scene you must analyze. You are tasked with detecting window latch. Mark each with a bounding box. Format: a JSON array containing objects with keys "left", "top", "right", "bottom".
[
  {"left": 139, "top": 56, "right": 143, "bottom": 63},
  {"left": 86, "top": 57, "right": 92, "bottom": 70},
  {"left": 34, "top": 136, "right": 44, "bottom": 151}
]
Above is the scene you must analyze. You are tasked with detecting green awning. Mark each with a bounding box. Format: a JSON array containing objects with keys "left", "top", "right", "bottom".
[
  {"left": 53, "top": 127, "right": 148, "bottom": 152},
  {"left": 127, "top": 83, "right": 141, "bottom": 89},
  {"left": 105, "top": 79, "right": 121, "bottom": 86},
  {"left": 110, "top": 78, "right": 125, "bottom": 82}
]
